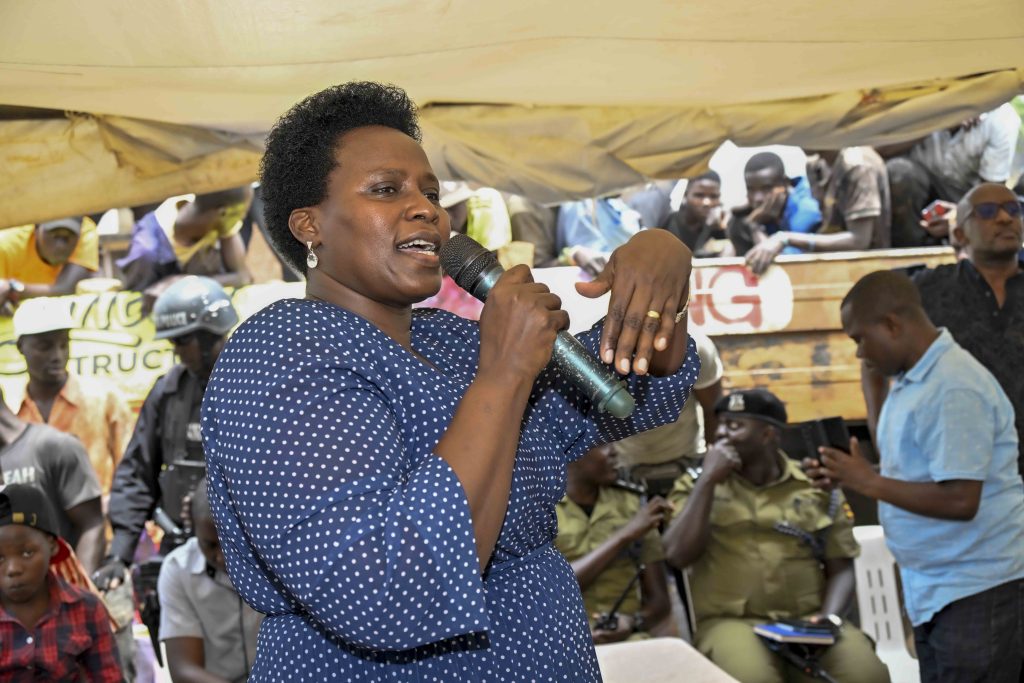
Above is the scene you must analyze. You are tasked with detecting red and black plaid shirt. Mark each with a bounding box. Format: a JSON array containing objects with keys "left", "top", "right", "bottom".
[{"left": 0, "top": 574, "right": 122, "bottom": 682}]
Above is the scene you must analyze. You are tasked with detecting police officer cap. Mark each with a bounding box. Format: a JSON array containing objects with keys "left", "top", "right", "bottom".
[
  {"left": 152, "top": 276, "right": 240, "bottom": 340},
  {"left": 714, "top": 389, "right": 787, "bottom": 427}
]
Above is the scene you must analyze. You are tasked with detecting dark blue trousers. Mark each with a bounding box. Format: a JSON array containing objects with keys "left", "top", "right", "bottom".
[{"left": 913, "top": 578, "right": 1024, "bottom": 683}]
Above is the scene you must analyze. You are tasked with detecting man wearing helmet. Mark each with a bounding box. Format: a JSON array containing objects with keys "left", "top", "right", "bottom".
[{"left": 93, "top": 276, "right": 239, "bottom": 592}]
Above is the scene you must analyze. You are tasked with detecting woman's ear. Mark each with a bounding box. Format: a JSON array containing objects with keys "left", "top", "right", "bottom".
[{"left": 288, "top": 207, "right": 319, "bottom": 247}]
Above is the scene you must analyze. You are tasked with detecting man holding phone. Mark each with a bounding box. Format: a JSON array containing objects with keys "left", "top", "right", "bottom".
[
  {"left": 816, "top": 271, "right": 1024, "bottom": 682},
  {"left": 884, "top": 103, "right": 1021, "bottom": 246}
]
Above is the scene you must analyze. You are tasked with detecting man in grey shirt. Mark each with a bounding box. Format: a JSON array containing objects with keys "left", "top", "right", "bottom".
[
  {"left": 159, "top": 479, "right": 262, "bottom": 683},
  {"left": 0, "top": 387, "right": 104, "bottom": 573}
]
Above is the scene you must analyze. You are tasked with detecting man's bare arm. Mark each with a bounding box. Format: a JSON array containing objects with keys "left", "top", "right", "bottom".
[
  {"left": 164, "top": 638, "right": 231, "bottom": 683},
  {"left": 22, "top": 264, "right": 92, "bottom": 298}
]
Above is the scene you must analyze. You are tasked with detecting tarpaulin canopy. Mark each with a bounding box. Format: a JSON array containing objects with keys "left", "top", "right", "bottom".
[{"left": 1, "top": 0, "right": 1022, "bottom": 226}]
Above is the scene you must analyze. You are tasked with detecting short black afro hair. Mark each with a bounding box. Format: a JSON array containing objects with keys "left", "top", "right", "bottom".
[
  {"left": 842, "top": 270, "right": 924, "bottom": 324},
  {"left": 259, "top": 81, "right": 422, "bottom": 275},
  {"left": 744, "top": 152, "right": 786, "bottom": 179}
]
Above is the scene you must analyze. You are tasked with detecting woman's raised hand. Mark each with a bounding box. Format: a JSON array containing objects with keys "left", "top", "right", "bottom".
[
  {"left": 575, "top": 230, "right": 693, "bottom": 376},
  {"left": 477, "top": 264, "right": 570, "bottom": 385}
]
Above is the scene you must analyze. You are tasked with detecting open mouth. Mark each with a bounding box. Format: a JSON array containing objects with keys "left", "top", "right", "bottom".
[
  {"left": 396, "top": 234, "right": 441, "bottom": 264},
  {"left": 397, "top": 239, "right": 438, "bottom": 254}
]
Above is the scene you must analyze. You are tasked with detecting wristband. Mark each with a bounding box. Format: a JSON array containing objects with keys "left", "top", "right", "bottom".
[{"left": 7, "top": 279, "right": 25, "bottom": 304}]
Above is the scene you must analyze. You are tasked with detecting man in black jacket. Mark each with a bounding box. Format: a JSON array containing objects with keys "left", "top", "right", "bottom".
[{"left": 93, "top": 276, "right": 239, "bottom": 590}]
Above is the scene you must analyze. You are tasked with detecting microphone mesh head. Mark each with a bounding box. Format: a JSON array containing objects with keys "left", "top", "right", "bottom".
[{"left": 440, "top": 234, "right": 498, "bottom": 291}]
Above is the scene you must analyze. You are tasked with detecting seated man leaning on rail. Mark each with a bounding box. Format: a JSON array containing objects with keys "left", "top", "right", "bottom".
[
  {"left": 725, "top": 152, "right": 822, "bottom": 268},
  {"left": 744, "top": 147, "right": 892, "bottom": 275},
  {"left": 116, "top": 187, "right": 254, "bottom": 302},
  {"left": 0, "top": 216, "right": 99, "bottom": 310},
  {"left": 662, "top": 389, "right": 889, "bottom": 683}
]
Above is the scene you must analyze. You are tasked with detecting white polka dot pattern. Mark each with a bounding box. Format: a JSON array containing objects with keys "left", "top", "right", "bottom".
[{"left": 201, "top": 300, "right": 699, "bottom": 681}]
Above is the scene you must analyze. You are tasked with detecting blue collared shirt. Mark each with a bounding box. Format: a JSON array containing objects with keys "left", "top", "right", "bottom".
[
  {"left": 556, "top": 198, "right": 642, "bottom": 254},
  {"left": 877, "top": 329, "right": 1024, "bottom": 625}
]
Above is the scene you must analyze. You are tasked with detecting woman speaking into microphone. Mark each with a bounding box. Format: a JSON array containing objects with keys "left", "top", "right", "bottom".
[{"left": 201, "top": 81, "right": 699, "bottom": 681}]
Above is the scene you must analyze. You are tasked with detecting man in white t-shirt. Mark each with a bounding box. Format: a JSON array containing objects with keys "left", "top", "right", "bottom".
[{"left": 886, "top": 103, "right": 1021, "bottom": 247}]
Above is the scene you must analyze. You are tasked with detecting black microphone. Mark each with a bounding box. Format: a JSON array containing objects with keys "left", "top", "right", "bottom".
[{"left": 440, "top": 234, "right": 635, "bottom": 418}]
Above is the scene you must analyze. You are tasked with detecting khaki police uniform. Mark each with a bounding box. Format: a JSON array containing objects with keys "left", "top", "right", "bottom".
[
  {"left": 669, "top": 453, "right": 890, "bottom": 683},
  {"left": 555, "top": 484, "right": 662, "bottom": 638},
  {"left": 615, "top": 331, "right": 724, "bottom": 471}
]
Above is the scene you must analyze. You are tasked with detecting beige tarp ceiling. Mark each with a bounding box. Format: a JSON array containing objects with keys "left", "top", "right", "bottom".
[{"left": 1, "top": 1, "right": 1023, "bottom": 227}]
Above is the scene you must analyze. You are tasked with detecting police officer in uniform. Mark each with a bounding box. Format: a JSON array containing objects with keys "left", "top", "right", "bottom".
[
  {"left": 663, "top": 389, "right": 889, "bottom": 683},
  {"left": 93, "top": 276, "right": 240, "bottom": 590},
  {"left": 554, "top": 443, "right": 672, "bottom": 643}
]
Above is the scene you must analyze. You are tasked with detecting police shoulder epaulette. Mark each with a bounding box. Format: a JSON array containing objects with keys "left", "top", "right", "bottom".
[{"left": 610, "top": 479, "right": 647, "bottom": 495}]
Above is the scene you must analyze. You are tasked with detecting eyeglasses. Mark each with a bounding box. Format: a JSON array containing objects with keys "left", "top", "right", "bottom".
[{"left": 965, "top": 201, "right": 1023, "bottom": 221}]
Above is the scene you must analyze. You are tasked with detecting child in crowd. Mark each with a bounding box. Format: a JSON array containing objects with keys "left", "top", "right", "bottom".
[
  {"left": 158, "top": 478, "right": 261, "bottom": 683},
  {"left": 0, "top": 484, "right": 122, "bottom": 682}
]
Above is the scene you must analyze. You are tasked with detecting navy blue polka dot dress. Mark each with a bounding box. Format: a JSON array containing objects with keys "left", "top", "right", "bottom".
[{"left": 201, "top": 299, "right": 699, "bottom": 682}]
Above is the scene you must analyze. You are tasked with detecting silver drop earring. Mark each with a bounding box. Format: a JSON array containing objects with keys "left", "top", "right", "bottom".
[{"left": 306, "top": 241, "right": 319, "bottom": 269}]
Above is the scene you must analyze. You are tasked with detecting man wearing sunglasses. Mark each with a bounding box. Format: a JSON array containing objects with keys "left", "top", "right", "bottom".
[
  {"left": 861, "top": 182, "right": 1024, "bottom": 478},
  {"left": 95, "top": 276, "right": 239, "bottom": 593}
]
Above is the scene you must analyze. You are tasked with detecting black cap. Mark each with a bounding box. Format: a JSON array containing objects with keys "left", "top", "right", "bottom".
[
  {"left": 0, "top": 484, "right": 61, "bottom": 538},
  {"left": 714, "top": 389, "right": 788, "bottom": 427}
]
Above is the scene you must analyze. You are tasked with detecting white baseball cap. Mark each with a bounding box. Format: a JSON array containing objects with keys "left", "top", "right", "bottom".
[
  {"left": 439, "top": 181, "right": 476, "bottom": 209},
  {"left": 12, "top": 298, "right": 76, "bottom": 340}
]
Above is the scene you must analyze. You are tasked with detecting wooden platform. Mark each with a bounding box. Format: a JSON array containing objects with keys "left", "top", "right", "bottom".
[{"left": 698, "top": 248, "right": 956, "bottom": 423}]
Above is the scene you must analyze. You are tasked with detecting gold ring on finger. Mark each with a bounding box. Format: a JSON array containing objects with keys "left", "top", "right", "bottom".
[{"left": 645, "top": 310, "right": 661, "bottom": 319}]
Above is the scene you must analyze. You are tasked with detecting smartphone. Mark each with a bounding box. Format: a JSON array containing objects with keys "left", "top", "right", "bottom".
[
  {"left": 781, "top": 417, "right": 851, "bottom": 460},
  {"left": 921, "top": 200, "right": 949, "bottom": 223}
]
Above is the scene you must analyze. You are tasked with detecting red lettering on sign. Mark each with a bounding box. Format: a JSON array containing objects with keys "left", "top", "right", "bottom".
[
  {"left": 690, "top": 269, "right": 708, "bottom": 326},
  {"left": 690, "top": 265, "right": 763, "bottom": 330}
]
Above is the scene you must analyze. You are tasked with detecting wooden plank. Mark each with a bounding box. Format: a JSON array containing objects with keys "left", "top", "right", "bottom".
[
  {"left": 713, "top": 331, "right": 864, "bottom": 423},
  {"left": 695, "top": 248, "right": 957, "bottom": 423}
]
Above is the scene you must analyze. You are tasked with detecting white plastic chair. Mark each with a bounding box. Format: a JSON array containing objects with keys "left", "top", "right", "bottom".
[
  {"left": 852, "top": 525, "right": 920, "bottom": 683},
  {"left": 596, "top": 638, "right": 739, "bottom": 683}
]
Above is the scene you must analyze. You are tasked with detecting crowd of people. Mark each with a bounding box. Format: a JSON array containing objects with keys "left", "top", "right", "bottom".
[
  {"left": 2, "top": 101, "right": 1021, "bottom": 305},
  {"left": 0, "top": 84, "right": 1022, "bottom": 682},
  {"left": 552, "top": 174, "right": 1024, "bottom": 682}
]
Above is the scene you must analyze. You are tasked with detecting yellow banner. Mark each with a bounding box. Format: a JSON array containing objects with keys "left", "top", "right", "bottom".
[
  {"left": 0, "top": 283, "right": 305, "bottom": 411},
  {"left": 0, "top": 263, "right": 802, "bottom": 413}
]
